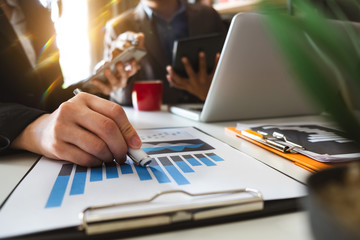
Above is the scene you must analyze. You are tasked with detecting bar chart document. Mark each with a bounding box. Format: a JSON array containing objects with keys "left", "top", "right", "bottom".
[{"left": 0, "top": 127, "right": 306, "bottom": 238}]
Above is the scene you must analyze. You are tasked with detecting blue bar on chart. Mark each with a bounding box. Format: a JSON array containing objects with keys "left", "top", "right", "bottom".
[
  {"left": 45, "top": 164, "right": 73, "bottom": 208},
  {"left": 170, "top": 156, "right": 194, "bottom": 173},
  {"left": 134, "top": 165, "right": 152, "bottom": 181},
  {"left": 158, "top": 157, "right": 189, "bottom": 185},
  {"left": 194, "top": 154, "right": 216, "bottom": 166},
  {"left": 119, "top": 163, "right": 133, "bottom": 174},
  {"left": 148, "top": 159, "right": 171, "bottom": 184},
  {"left": 90, "top": 166, "right": 103, "bottom": 182},
  {"left": 105, "top": 161, "right": 119, "bottom": 179},
  {"left": 206, "top": 153, "right": 224, "bottom": 162},
  {"left": 182, "top": 154, "right": 202, "bottom": 166},
  {"left": 70, "top": 165, "right": 87, "bottom": 195}
]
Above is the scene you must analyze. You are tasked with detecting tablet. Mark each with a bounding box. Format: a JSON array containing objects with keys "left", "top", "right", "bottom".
[{"left": 172, "top": 33, "right": 225, "bottom": 77}]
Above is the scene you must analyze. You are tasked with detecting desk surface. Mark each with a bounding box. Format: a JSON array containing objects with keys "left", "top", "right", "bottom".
[{"left": 0, "top": 106, "right": 319, "bottom": 239}]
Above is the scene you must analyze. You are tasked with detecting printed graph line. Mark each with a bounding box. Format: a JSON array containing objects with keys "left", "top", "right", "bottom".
[{"left": 142, "top": 139, "right": 214, "bottom": 155}]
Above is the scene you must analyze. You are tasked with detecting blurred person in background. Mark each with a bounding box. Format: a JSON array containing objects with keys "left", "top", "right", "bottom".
[
  {"left": 104, "top": 0, "right": 226, "bottom": 105},
  {"left": 195, "top": 0, "right": 213, "bottom": 7}
]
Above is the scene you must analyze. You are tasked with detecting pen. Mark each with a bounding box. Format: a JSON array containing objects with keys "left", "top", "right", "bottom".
[
  {"left": 73, "top": 88, "right": 152, "bottom": 167},
  {"left": 241, "top": 129, "right": 303, "bottom": 154}
]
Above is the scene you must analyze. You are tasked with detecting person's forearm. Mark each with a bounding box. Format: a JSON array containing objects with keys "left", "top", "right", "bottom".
[
  {"left": 11, "top": 114, "right": 50, "bottom": 155},
  {"left": 10, "top": 93, "right": 142, "bottom": 167},
  {"left": 0, "top": 103, "right": 46, "bottom": 153}
]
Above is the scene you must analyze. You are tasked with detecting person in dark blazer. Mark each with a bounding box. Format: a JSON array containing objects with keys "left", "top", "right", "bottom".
[
  {"left": 103, "top": 0, "right": 226, "bottom": 105},
  {"left": 0, "top": 0, "right": 142, "bottom": 166}
]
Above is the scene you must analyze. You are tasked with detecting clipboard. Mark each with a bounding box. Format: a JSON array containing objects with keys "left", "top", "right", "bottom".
[
  {"left": 79, "top": 189, "right": 263, "bottom": 236},
  {"left": 225, "top": 127, "right": 336, "bottom": 172},
  {"left": 6, "top": 188, "right": 306, "bottom": 240},
  {"left": 5, "top": 188, "right": 268, "bottom": 239},
  {"left": 0, "top": 127, "right": 306, "bottom": 239},
  {"left": 8, "top": 189, "right": 304, "bottom": 240}
]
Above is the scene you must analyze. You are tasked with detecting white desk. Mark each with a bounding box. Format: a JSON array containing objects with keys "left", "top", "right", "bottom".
[{"left": 0, "top": 106, "right": 320, "bottom": 239}]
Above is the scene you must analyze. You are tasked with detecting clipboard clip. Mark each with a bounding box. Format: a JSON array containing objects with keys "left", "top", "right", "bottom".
[
  {"left": 79, "top": 188, "right": 263, "bottom": 235},
  {"left": 242, "top": 129, "right": 304, "bottom": 153}
]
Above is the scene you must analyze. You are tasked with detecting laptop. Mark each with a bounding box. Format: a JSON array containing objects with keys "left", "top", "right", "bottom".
[{"left": 169, "top": 12, "right": 320, "bottom": 122}]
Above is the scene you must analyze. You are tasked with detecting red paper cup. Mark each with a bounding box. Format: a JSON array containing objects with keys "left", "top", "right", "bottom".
[{"left": 132, "top": 80, "right": 163, "bottom": 111}]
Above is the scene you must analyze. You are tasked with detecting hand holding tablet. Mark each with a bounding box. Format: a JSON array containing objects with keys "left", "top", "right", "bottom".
[{"left": 172, "top": 33, "right": 224, "bottom": 78}]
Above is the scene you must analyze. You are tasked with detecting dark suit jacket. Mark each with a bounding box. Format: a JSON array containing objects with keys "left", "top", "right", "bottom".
[
  {"left": 0, "top": 1, "right": 76, "bottom": 153},
  {"left": 104, "top": 2, "right": 226, "bottom": 105}
]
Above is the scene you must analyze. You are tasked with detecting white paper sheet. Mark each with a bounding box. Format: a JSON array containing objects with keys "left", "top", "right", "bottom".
[{"left": 0, "top": 127, "right": 306, "bottom": 238}]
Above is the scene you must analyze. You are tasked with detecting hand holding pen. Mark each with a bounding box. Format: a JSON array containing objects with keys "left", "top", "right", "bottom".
[
  {"left": 11, "top": 89, "right": 148, "bottom": 167},
  {"left": 73, "top": 88, "right": 151, "bottom": 167}
]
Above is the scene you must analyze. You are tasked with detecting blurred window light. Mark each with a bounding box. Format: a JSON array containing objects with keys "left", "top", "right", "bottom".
[{"left": 53, "top": 0, "right": 90, "bottom": 87}]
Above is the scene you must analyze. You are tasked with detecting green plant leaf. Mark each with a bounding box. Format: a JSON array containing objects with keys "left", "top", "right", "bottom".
[{"left": 259, "top": 0, "right": 360, "bottom": 142}]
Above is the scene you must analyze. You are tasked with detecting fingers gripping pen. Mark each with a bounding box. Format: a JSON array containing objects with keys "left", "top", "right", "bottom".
[{"left": 73, "top": 88, "right": 152, "bottom": 167}]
